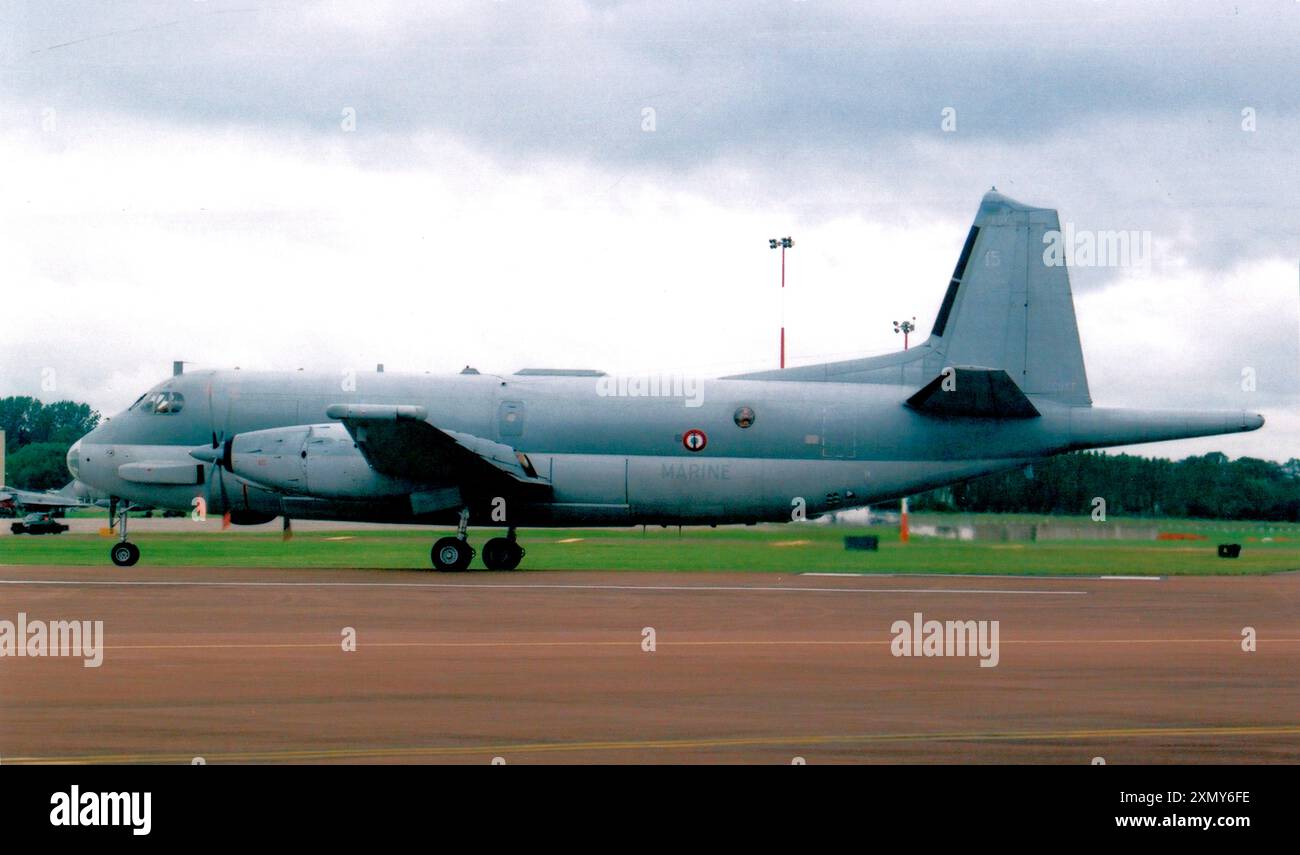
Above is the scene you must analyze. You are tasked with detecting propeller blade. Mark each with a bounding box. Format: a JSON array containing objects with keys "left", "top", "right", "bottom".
[
  {"left": 206, "top": 381, "right": 219, "bottom": 447},
  {"left": 203, "top": 378, "right": 236, "bottom": 531},
  {"left": 217, "top": 443, "right": 230, "bottom": 520}
]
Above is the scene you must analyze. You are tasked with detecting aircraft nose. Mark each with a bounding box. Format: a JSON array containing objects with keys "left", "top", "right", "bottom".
[
  {"left": 1243, "top": 412, "right": 1265, "bottom": 431},
  {"left": 65, "top": 438, "right": 83, "bottom": 480}
]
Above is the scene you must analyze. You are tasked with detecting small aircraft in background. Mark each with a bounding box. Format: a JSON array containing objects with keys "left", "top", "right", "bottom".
[
  {"left": 67, "top": 191, "right": 1263, "bottom": 569},
  {"left": 0, "top": 480, "right": 104, "bottom": 517}
]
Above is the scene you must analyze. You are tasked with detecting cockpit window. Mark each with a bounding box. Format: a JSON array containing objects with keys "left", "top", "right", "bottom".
[{"left": 134, "top": 391, "right": 185, "bottom": 414}]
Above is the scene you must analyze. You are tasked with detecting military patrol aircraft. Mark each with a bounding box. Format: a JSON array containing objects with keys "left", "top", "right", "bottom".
[{"left": 68, "top": 191, "right": 1263, "bottom": 569}]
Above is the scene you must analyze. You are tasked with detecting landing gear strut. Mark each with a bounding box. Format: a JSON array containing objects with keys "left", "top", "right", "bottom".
[
  {"left": 482, "top": 527, "right": 524, "bottom": 571},
  {"left": 110, "top": 501, "right": 140, "bottom": 567},
  {"left": 430, "top": 508, "right": 476, "bottom": 572}
]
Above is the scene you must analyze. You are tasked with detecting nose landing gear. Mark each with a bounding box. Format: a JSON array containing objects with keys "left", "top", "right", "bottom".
[
  {"left": 111, "top": 541, "right": 140, "bottom": 567},
  {"left": 109, "top": 501, "right": 140, "bottom": 567}
]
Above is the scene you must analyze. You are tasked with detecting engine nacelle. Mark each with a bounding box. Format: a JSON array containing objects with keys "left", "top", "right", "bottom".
[{"left": 226, "top": 423, "right": 414, "bottom": 499}]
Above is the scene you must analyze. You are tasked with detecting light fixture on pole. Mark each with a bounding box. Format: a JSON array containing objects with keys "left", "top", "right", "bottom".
[
  {"left": 893, "top": 317, "right": 918, "bottom": 351},
  {"left": 769, "top": 236, "right": 794, "bottom": 368}
]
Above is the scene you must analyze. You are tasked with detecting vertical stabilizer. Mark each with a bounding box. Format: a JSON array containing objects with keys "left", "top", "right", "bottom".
[{"left": 929, "top": 191, "right": 1091, "bottom": 405}]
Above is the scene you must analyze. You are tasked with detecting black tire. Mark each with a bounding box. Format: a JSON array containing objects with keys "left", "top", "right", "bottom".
[
  {"left": 431, "top": 536, "right": 473, "bottom": 571},
  {"left": 482, "top": 537, "right": 524, "bottom": 571},
  {"left": 111, "top": 542, "right": 140, "bottom": 567}
]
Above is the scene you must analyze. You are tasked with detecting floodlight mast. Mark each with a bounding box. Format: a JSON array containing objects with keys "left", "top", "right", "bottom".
[
  {"left": 769, "top": 236, "right": 794, "bottom": 368},
  {"left": 893, "top": 316, "right": 918, "bottom": 542},
  {"left": 893, "top": 317, "right": 917, "bottom": 351}
]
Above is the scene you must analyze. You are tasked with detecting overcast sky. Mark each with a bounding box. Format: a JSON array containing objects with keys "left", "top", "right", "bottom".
[{"left": 1, "top": 0, "right": 1296, "bottom": 461}]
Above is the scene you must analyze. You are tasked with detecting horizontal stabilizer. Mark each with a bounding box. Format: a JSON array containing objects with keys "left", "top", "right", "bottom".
[{"left": 906, "top": 367, "right": 1040, "bottom": 419}]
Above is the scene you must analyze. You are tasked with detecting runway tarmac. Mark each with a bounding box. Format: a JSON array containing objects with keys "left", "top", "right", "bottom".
[{"left": 1, "top": 565, "right": 1297, "bottom": 763}]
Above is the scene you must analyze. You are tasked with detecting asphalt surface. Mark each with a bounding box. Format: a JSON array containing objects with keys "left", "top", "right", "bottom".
[{"left": 1, "top": 565, "right": 1296, "bottom": 763}]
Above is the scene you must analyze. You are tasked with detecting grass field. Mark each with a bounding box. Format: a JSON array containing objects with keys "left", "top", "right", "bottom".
[{"left": 2, "top": 515, "right": 1297, "bottom": 575}]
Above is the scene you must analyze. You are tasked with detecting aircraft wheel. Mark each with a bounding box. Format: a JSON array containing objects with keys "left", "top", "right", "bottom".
[
  {"left": 111, "top": 542, "right": 140, "bottom": 567},
  {"left": 482, "top": 538, "right": 525, "bottom": 571},
  {"left": 431, "top": 537, "right": 473, "bottom": 572}
]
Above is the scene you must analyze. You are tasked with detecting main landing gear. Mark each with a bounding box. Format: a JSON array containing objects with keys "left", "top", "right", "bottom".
[
  {"left": 431, "top": 508, "right": 476, "bottom": 571},
  {"left": 482, "top": 529, "right": 524, "bottom": 571},
  {"left": 109, "top": 501, "right": 140, "bottom": 567},
  {"left": 430, "top": 511, "right": 523, "bottom": 571}
]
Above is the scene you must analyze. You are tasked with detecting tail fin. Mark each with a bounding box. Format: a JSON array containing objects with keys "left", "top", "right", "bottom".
[
  {"left": 725, "top": 190, "right": 1092, "bottom": 406},
  {"left": 929, "top": 191, "right": 1090, "bottom": 404}
]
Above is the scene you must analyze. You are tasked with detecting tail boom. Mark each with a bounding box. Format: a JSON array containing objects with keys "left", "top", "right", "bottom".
[{"left": 1065, "top": 407, "right": 1264, "bottom": 451}]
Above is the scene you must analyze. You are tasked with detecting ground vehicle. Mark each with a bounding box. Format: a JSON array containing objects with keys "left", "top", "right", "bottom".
[{"left": 10, "top": 512, "right": 70, "bottom": 535}]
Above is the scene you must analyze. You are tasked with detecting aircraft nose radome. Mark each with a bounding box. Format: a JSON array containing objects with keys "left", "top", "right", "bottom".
[
  {"left": 65, "top": 439, "right": 82, "bottom": 479},
  {"left": 1243, "top": 412, "right": 1265, "bottom": 431}
]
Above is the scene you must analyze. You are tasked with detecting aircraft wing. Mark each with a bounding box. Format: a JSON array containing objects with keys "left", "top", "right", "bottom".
[
  {"left": 906, "top": 367, "right": 1040, "bottom": 419},
  {"left": 325, "top": 404, "right": 550, "bottom": 490}
]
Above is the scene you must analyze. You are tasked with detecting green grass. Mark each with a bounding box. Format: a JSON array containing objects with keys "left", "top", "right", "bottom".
[{"left": 2, "top": 515, "right": 1297, "bottom": 575}]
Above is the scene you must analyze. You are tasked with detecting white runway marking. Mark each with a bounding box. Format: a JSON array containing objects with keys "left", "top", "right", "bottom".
[
  {"left": 0, "top": 578, "right": 1088, "bottom": 596},
  {"left": 1099, "top": 575, "right": 1163, "bottom": 581}
]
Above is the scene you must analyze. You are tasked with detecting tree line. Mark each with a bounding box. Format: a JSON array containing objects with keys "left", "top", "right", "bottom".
[
  {"left": 1, "top": 396, "right": 101, "bottom": 491},
  {"left": 911, "top": 451, "right": 1300, "bottom": 522}
]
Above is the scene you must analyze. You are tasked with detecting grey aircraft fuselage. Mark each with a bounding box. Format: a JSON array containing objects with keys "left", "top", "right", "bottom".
[{"left": 70, "top": 366, "right": 1262, "bottom": 529}]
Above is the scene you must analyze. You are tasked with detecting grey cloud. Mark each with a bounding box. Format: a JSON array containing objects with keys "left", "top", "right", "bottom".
[{"left": 7, "top": 1, "right": 1298, "bottom": 271}]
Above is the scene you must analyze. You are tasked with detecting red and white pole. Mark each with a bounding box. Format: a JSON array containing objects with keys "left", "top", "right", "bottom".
[
  {"left": 900, "top": 329, "right": 910, "bottom": 543},
  {"left": 780, "top": 243, "right": 786, "bottom": 369},
  {"left": 771, "top": 237, "right": 793, "bottom": 369}
]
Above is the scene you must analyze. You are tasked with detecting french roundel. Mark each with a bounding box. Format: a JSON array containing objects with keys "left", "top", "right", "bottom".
[{"left": 683, "top": 429, "right": 708, "bottom": 452}]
